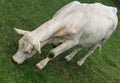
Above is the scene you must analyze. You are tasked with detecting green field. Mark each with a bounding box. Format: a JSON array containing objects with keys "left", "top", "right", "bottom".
[{"left": 0, "top": 0, "right": 120, "bottom": 83}]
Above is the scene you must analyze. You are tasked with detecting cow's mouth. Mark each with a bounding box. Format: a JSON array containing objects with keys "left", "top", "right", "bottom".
[{"left": 12, "top": 56, "right": 25, "bottom": 65}]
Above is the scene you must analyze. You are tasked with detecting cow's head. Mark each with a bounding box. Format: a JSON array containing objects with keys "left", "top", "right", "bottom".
[{"left": 12, "top": 28, "right": 41, "bottom": 64}]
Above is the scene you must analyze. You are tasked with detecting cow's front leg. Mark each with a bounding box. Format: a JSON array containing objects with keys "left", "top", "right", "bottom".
[
  {"left": 35, "top": 40, "right": 79, "bottom": 70},
  {"left": 64, "top": 46, "right": 82, "bottom": 62}
]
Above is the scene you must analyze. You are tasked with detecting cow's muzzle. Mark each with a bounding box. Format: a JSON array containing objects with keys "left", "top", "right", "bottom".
[{"left": 12, "top": 56, "right": 24, "bottom": 65}]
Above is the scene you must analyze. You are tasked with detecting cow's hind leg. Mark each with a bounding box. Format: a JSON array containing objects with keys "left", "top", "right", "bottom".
[
  {"left": 64, "top": 46, "right": 82, "bottom": 62},
  {"left": 77, "top": 44, "right": 99, "bottom": 66},
  {"left": 35, "top": 40, "right": 79, "bottom": 70}
]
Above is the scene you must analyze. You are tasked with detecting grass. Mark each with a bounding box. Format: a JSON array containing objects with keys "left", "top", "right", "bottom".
[{"left": 0, "top": 0, "right": 120, "bottom": 83}]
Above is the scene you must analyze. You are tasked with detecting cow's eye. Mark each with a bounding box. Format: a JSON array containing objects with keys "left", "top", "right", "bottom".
[{"left": 24, "top": 51, "right": 29, "bottom": 54}]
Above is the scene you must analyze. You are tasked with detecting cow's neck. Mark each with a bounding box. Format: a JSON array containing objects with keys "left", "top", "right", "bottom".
[{"left": 31, "top": 18, "right": 62, "bottom": 42}]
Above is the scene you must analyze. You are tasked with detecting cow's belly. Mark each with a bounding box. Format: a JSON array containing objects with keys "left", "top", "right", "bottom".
[
  {"left": 78, "top": 38, "right": 98, "bottom": 48},
  {"left": 78, "top": 33, "right": 104, "bottom": 48}
]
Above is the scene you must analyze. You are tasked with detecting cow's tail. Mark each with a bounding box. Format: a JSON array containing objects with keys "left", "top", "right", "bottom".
[{"left": 98, "top": 45, "right": 102, "bottom": 54}]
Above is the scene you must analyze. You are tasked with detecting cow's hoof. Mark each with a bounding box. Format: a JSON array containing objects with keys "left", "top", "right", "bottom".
[
  {"left": 77, "top": 61, "right": 84, "bottom": 66},
  {"left": 64, "top": 56, "right": 71, "bottom": 62},
  {"left": 34, "top": 63, "right": 44, "bottom": 71},
  {"left": 63, "top": 57, "right": 70, "bottom": 63},
  {"left": 34, "top": 66, "right": 40, "bottom": 72}
]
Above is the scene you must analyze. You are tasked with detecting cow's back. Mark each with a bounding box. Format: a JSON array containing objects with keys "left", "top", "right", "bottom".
[
  {"left": 78, "top": 3, "right": 118, "bottom": 47},
  {"left": 53, "top": 2, "right": 118, "bottom": 47}
]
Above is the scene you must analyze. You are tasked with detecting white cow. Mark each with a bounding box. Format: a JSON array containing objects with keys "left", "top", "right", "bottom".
[{"left": 12, "top": 1, "right": 118, "bottom": 70}]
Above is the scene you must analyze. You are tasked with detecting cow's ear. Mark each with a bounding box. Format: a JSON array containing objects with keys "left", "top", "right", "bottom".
[{"left": 14, "top": 28, "right": 30, "bottom": 35}]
